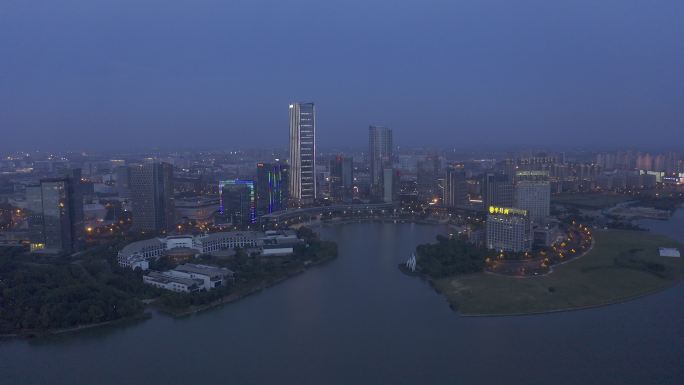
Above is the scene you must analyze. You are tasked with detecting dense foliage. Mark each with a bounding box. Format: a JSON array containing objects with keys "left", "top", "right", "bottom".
[
  {"left": 416, "top": 235, "right": 486, "bottom": 278},
  {"left": 0, "top": 246, "right": 147, "bottom": 334}
]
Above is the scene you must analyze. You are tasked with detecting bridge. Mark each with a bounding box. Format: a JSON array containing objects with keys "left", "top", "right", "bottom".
[{"left": 261, "top": 203, "right": 397, "bottom": 225}]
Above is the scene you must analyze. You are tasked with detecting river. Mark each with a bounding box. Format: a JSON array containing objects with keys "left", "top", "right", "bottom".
[{"left": 1, "top": 220, "right": 683, "bottom": 384}]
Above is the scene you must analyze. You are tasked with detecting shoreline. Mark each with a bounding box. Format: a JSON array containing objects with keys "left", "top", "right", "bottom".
[
  {"left": 155, "top": 253, "right": 337, "bottom": 318},
  {"left": 0, "top": 312, "right": 152, "bottom": 341},
  {"left": 454, "top": 278, "right": 684, "bottom": 318}
]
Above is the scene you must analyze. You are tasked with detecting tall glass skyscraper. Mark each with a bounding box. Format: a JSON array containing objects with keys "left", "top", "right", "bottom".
[
  {"left": 369, "top": 125, "right": 393, "bottom": 195},
  {"left": 219, "top": 179, "right": 256, "bottom": 225},
  {"left": 27, "top": 170, "right": 84, "bottom": 254},
  {"left": 289, "top": 102, "right": 316, "bottom": 204},
  {"left": 129, "top": 162, "right": 175, "bottom": 232},
  {"left": 256, "top": 162, "right": 289, "bottom": 217}
]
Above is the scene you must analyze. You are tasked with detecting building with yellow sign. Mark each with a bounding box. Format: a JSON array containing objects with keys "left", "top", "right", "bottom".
[{"left": 486, "top": 206, "right": 532, "bottom": 252}]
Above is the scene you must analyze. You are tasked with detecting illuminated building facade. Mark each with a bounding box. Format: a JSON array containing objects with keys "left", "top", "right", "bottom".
[
  {"left": 256, "top": 162, "right": 289, "bottom": 217},
  {"left": 219, "top": 179, "right": 256, "bottom": 225},
  {"left": 289, "top": 102, "right": 316, "bottom": 204},
  {"left": 486, "top": 206, "right": 532, "bottom": 252}
]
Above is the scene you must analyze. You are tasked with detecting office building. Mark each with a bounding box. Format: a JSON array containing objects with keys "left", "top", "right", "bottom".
[
  {"left": 27, "top": 170, "right": 84, "bottom": 254},
  {"left": 329, "top": 156, "right": 353, "bottom": 203},
  {"left": 515, "top": 172, "right": 551, "bottom": 224},
  {"left": 417, "top": 156, "right": 440, "bottom": 201},
  {"left": 129, "top": 162, "right": 175, "bottom": 233},
  {"left": 482, "top": 172, "right": 514, "bottom": 211},
  {"left": 369, "top": 125, "right": 393, "bottom": 196},
  {"left": 289, "top": 102, "right": 316, "bottom": 204},
  {"left": 444, "top": 166, "right": 468, "bottom": 208},
  {"left": 486, "top": 206, "right": 532, "bottom": 252},
  {"left": 219, "top": 179, "right": 256, "bottom": 225},
  {"left": 256, "top": 162, "right": 289, "bottom": 217},
  {"left": 382, "top": 168, "right": 399, "bottom": 203}
]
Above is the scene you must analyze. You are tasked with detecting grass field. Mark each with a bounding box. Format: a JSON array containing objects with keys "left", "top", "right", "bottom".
[
  {"left": 552, "top": 193, "right": 634, "bottom": 209},
  {"left": 433, "top": 230, "right": 684, "bottom": 315}
]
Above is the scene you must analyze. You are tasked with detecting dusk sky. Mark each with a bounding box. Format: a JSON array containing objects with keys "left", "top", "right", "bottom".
[{"left": 1, "top": 0, "right": 682, "bottom": 151}]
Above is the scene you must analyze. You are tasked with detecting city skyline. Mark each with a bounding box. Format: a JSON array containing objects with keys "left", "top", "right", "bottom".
[{"left": 1, "top": 0, "right": 682, "bottom": 151}]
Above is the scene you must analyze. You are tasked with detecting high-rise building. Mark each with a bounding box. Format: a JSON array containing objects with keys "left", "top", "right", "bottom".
[
  {"left": 369, "top": 125, "right": 393, "bottom": 196},
  {"left": 329, "top": 156, "right": 354, "bottom": 203},
  {"left": 289, "top": 102, "right": 316, "bottom": 204},
  {"left": 417, "top": 156, "right": 440, "bottom": 201},
  {"left": 256, "top": 163, "right": 289, "bottom": 217},
  {"left": 482, "top": 172, "right": 514, "bottom": 211},
  {"left": 382, "top": 168, "right": 399, "bottom": 203},
  {"left": 27, "top": 170, "right": 84, "bottom": 253},
  {"left": 514, "top": 171, "right": 550, "bottom": 224},
  {"left": 444, "top": 166, "right": 468, "bottom": 208},
  {"left": 114, "top": 165, "right": 131, "bottom": 197},
  {"left": 486, "top": 206, "right": 532, "bottom": 252},
  {"left": 129, "top": 162, "right": 175, "bottom": 232},
  {"left": 219, "top": 179, "right": 256, "bottom": 225},
  {"left": 515, "top": 181, "right": 550, "bottom": 224}
]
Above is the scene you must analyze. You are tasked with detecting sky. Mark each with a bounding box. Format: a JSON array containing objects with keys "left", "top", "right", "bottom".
[{"left": 0, "top": 0, "right": 682, "bottom": 151}]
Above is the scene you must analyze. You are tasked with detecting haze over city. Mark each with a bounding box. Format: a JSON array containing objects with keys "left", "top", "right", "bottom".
[
  {"left": 2, "top": 0, "right": 683, "bottom": 151},
  {"left": 2, "top": 2, "right": 684, "bottom": 385}
]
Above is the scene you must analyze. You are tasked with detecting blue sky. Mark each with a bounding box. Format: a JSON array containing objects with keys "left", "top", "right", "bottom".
[{"left": 1, "top": 0, "right": 682, "bottom": 151}]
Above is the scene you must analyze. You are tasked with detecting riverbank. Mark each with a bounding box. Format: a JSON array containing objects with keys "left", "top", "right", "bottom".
[
  {"left": 154, "top": 252, "right": 337, "bottom": 317},
  {"left": 422, "top": 230, "right": 684, "bottom": 316},
  {"left": 0, "top": 312, "right": 152, "bottom": 340}
]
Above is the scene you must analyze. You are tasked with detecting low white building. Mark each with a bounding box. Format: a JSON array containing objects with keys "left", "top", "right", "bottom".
[
  {"left": 659, "top": 248, "right": 680, "bottom": 258},
  {"left": 118, "top": 230, "right": 299, "bottom": 269},
  {"left": 143, "top": 271, "right": 202, "bottom": 293}
]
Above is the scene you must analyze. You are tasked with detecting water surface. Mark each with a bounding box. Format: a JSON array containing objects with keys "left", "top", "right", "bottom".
[{"left": 1, "top": 222, "right": 683, "bottom": 385}]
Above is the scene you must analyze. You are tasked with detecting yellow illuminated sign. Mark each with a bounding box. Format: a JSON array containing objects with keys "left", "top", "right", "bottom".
[{"left": 488, "top": 206, "right": 527, "bottom": 216}]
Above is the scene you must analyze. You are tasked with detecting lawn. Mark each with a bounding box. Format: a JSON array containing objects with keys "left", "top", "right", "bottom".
[
  {"left": 433, "top": 230, "right": 684, "bottom": 315},
  {"left": 552, "top": 192, "right": 633, "bottom": 209}
]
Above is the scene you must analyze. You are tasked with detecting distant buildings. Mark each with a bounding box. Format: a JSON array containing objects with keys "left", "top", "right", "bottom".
[
  {"left": 129, "top": 162, "right": 175, "bottom": 233},
  {"left": 443, "top": 166, "right": 468, "bottom": 208},
  {"left": 256, "top": 162, "right": 289, "bottom": 216},
  {"left": 175, "top": 196, "right": 219, "bottom": 222},
  {"left": 329, "top": 156, "right": 353, "bottom": 203},
  {"left": 486, "top": 206, "right": 532, "bottom": 252},
  {"left": 219, "top": 179, "right": 256, "bottom": 225},
  {"left": 289, "top": 102, "right": 317, "bottom": 204},
  {"left": 369, "top": 125, "right": 393, "bottom": 198}
]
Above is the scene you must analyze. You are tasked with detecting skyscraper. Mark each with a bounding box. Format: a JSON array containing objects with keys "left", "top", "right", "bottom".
[
  {"left": 329, "top": 156, "right": 353, "bottom": 203},
  {"left": 486, "top": 207, "right": 532, "bottom": 252},
  {"left": 289, "top": 102, "right": 316, "bottom": 205},
  {"left": 219, "top": 179, "right": 256, "bottom": 225},
  {"left": 482, "top": 172, "right": 514, "bottom": 211},
  {"left": 369, "top": 125, "right": 393, "bottom": 196},
  {"left": 129, "top": 162, "right": 175, "bottom": 233},
  {"left": 27, "top": 170, "right": 84, "bottom": 254},
  {"left": 444, "top": 166, "right": 468, "bottom": 208},
  {"left": 256, "top": 162, "right": 289, "bottom": 217},
  {"left": 514, "top": 171, "right": 550, "bottom": 224}
]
